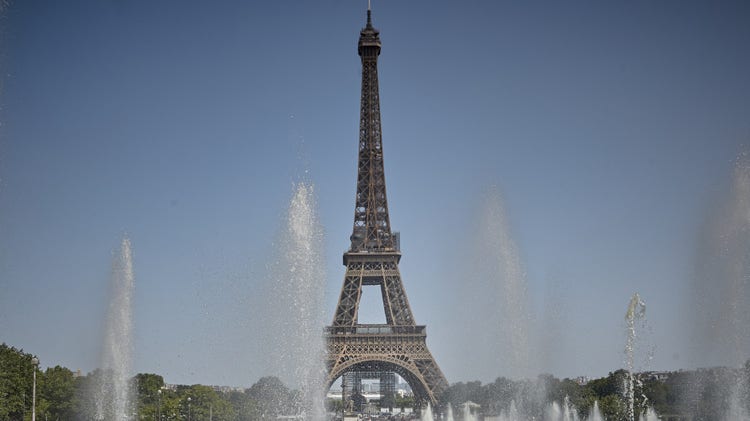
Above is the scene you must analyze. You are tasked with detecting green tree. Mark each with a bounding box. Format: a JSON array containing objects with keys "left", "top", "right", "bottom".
[
  {"left": 228, "top": 390, "right": 259, "bottom": 421},
  {"left": 546, "top": 378, "right": 584, "bottom": 410},
  {"left": 134, "top": 373, "right": 165, "bottom": 420},
  {"left": 182, "top": 385, "right": 235, "bottom": 421},
  {"left": 441, "top": 380, "right": 484, "bottom": 414},
  {"left": 0, "top": 344, "right": 37, "bottom": 421},
  {"left": 585, "top": 369, "right": 626, "bottom": 398},
  {"left": 38, "top": 366, "right": 77, "bottom": 421},
  {"left": 598, "top": 394, "right": 626, "bottom": 420},
  {"left": 483, "top": 377, "right": 516, "bottom": 415},
  {"left": 155, "top": 387, "right": 185, "bottom": 421},
  {"left": 394, "top": 395, "right": 413, "bottom": 413},
  {"left": 641, "top": 377, "right": 668, "bottom": 415}
]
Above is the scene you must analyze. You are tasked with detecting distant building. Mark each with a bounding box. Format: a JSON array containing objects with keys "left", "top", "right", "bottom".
[
  {"left": 164, "top": 383, "right": 245, "bottom": 393},
  {"left": 640, "top": 371, "right": 671, "bottom": 382},
  {"left": 210, "top": 385, "right": 246, "bottom": 393}
]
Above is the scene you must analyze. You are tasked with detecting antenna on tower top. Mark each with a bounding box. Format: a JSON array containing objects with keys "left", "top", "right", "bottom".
[{"left": 365, "top": 0, "right": 373, "bottom": 27}]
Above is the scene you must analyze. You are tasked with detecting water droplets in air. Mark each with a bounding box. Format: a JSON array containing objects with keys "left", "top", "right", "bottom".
[
  {"left": 421, "top": 402, "right": 434, "bottom": 421},
  {"left": 266, "top": 182, "right": 327, "bottom": 420},
  {"left": 445, "top": 403, "right": 454, "bottom": 421},
  {"left": 624, "top": 293, "right": 646, "bottom": 421},
  {"left": 692, "top": 150, "right": 750, "bottom": 420},
  {"left": 95, "top": 236, "right": 135, "bottom": 421},
  {"left": 472, "top": 187, "right": 534, "bottom": 379},
  {"left": 587, "top": 401, "right": 603, "bottom": 421}
]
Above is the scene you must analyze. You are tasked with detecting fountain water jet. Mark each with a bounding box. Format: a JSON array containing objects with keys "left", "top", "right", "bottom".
[
  {"left": 463, "top": 401, "right": 479, "bottom": 421},
  {"left": 421, "top": 402, "right": 434, "bottom": 421},
  {"left": 639, "top": 407, "right": 659, "bottom": 421},
  {"left": 562, "top": 396, "right": 579, "bottom": 421},
  {"left": 445, "top": 403, "right": 454, "bottom": 421},
  {"left": 494, "top": 400, "right": 520, "bottom": 421},
  {"left": 545, "top": 401, "right": 562, "bottom": 421},
  {"left": 624, "top": 293, "right": 646, "bottom": 421},
  {"left": 96, "top": 236, "right": 135, "bottom": 421},
  {"left": 691, "top": 151, "right": 750, "bottom": 420},
  {"left": 542, "top": 396, "right": 580, "bottom": 421},
  {"left": 266, "top": 182, "right": 327, "bottom": 420},
  {"left": 472, "top": 187, "right": 535, "bottom": 380},
  {"left": 587, "top": 401, "right": 603, "bottom": 421}
]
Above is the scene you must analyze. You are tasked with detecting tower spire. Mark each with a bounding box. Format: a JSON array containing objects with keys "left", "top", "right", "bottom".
[
  {"left": 367, "top": 0, "right": 372, "bottom": 27},
  {"left": 352, "top": 4, "right": 387, "bottom": 252}
]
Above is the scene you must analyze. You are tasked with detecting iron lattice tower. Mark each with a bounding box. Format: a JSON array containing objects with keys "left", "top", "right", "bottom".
[{"left": 325, "top": 9, "right": 448, "bottom": 407}]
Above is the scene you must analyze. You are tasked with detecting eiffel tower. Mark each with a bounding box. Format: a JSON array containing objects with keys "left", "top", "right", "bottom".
[{"left": 325, "top": 8, "right": 448, "bottom": 408}]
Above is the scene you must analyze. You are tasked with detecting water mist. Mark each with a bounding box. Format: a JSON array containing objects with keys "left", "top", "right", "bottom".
[
  {"left": 96, "top": 236, "right": 135, "bottom": 421},
  {"left": 692, "top": 151, "right": 750, "bottom": 420},
  {"left": 587, "top": 401, "right": 603, "bottom": 421},
  {"left": 266, "top": 182, "right": 327, "bottom": 420},
  {"left": 421, "top": 403, "right": 434, "bottom": 421},
  {"left": 473, "top": 187, "right": 534, "bottom": 379},
  {"left": 624, "top": 293, "right": 646, "bottom": 421}
]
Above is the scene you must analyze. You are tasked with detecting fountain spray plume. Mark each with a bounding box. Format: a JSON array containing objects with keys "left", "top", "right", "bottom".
[
  {"left": 543, "top": 396, "right": 581, "bottom": 421},
  {"left": 474, "top": 187, "right": 534, "bottom": 379},
  {"left": 691, "top": 150, "right": 750, "bottom": 420},
  {"left": 266, "top": 182, "right": 327, "bottom": 420},
  {"left": 640, "top": 407, "right": 659, "bottom": 421},
  {"left": 624, "top": 293, "right": 647, "bottom": 421},
  {"left": 587, "top": 401, "right": 603, "bottom": 421},
  {"left": 493, "top": 400, "right": 520, "bottom": 421},
  {"left": 421, "top": 402, "right": 434, "bottom": 421},
  {"left": 453, "top": 187, "right": 540, "bottom": 419},
  {"left": 96, "top": 235, "right": 135, "bottom": 421},
  {"left": 462, "top": 401, "right": 479, "bottom": 421}
]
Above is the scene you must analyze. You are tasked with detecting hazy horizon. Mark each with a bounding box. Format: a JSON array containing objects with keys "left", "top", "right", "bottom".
[{"left": 1, "top": 0, "right": 749, "bottom": 388}]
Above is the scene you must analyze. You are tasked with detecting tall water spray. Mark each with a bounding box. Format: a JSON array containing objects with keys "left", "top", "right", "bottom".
[
  {"left": 96, "top": 236, "right": 135, "bottom": 421},
  {"left": 421, "top": 402, "right": 434, "bottom": 421},
  {"left": 495, "top": 400, "right": 520, "bottom": 421},
  {"left": 624, "top": 293, "right": 646, "bottom": 421},
  {"left": 463, "top": 401, "right": 479, "bottom": 421},
  {"left": 267, "top": 182, "right": 327, "bottom": 420},
  {"left": 692, "top": 151, "right": 750, "bottom": 420},
  {"left": 640, "top": 407, "right": 659, "bottom": 421},
  {"left": 587, "top": 401, "right": 603, "bottom": 421},
  {"left": 535, "top": 398, "right": 608, "bottom": 421},
  {"left": 473, "top": 188, "right": 534, "bottom": 379},
  {"left": 445, "top": 403, "right": 454, "bottom": 421},
  {"left": 543, "top": 396, "right": 580, "bottom": 421}
]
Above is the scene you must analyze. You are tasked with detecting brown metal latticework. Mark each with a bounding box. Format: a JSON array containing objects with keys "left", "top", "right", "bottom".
[{"left": 325, "top": 10, "right": 448, "bottom": 407}]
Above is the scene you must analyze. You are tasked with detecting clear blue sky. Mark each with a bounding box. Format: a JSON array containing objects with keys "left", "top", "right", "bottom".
[{"left": 1, "top": 0, "right": 749, "bottom": 387}]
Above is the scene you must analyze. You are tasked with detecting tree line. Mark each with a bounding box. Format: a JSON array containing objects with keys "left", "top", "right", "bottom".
[
  {"left": 440, "top": 362, "right": 750, "bottom": 421},
  {"left": 3, "top": 343, "right": 749, "bottom": 421},
  {"left": 1, "top": 343, "right": 303, "bottom": 421}
]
